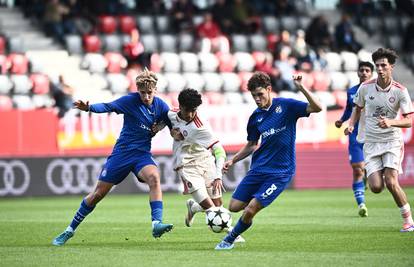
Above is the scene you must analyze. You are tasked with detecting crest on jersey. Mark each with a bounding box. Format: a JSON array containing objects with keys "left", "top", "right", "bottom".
[
  {"left": 183, "top": 130, "right": 188, "bottom": 137},
  {"left": 389, "top": 97, "right": 395, "bottom": 103},
  {"left": 275, "top": 105, "right": 282, "bottom": 113}
]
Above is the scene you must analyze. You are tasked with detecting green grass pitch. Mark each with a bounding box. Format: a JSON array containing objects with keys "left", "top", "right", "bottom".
[{"left": 1, "top": 188, "right": 414, "bottom": 267}]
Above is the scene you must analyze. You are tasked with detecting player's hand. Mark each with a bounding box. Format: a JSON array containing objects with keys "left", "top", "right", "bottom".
[
  {"left": 73, "top": 100, "right": 89, "bottom": 111},
  {"left": 344, "top": 126, "right": 354, "bottom": 135},
  {"left": 150, "top": 123, "right": 161, "bottom": 137},
  {"left": 170, "top": 128, "right": 184, "bottom": 141},
  {"left": 222, "top": 160, "right": 234, "bottom": 173},
  {"left": 212, "top": 178, "right": 225, "bottom": 195},
  {"left": 292, "top": 74, "right": 303, "bottom": 89},
  {"left": 335, "top": 120, "right": 343, "bottom": 128},
  {"left": 378, "top": 115, "right": 391, "bottom": 128}
]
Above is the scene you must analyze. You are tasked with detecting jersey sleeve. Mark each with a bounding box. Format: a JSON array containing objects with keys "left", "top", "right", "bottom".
[
  {"left": 195, "top": 118, "right": 219, "bottom": 148},
  {"left": 284, "top": 98, "right": 309, "bottom": 120},
  {"left": 157, "top": 98, "right": 172, "bottom": 128},
  {"left": 246, "top": 114, "right": 260, "bottom": 142},
  {"left": 399, "top": 88, "right": 414, "bottom": 116},
  {"left": 89, "top": 95, "right": 129, "bottom": 114},
  {"left": 340, "top": 89, "right": 354, "bottom": 122},
  {"left": 353, "top": 85, "right": 365, "bottom": 108}
]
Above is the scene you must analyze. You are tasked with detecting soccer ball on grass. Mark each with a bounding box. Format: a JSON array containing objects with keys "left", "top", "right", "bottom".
[{"left": 205, "top": 206, "right": 232, "bottom": 233}]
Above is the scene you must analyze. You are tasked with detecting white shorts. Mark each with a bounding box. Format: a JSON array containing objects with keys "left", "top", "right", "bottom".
[
  {"left": 177, "top": 157, "right": 221, "bottom": 199},
  {"left": 363, "top": 140, "right": 404, "bottom": 177}
]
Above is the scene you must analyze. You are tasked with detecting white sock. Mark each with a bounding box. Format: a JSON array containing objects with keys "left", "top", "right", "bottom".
[
  {"left": 65, "top": 226, "right": 74, "bottom": 232},
  {"left": 152, "top": 220, "right": 160, "bottom": 228},
  {"left": 191, "top": 201, "right": 204, "bottom": 213},
  {"left": 399, "top": 203, "right": 414, "bottom": 225}
]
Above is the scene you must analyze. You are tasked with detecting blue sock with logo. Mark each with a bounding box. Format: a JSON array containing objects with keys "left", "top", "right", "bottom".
[
  {"left": 150, "top": 201, "right": 163, "bottom": 224},
  {"left": 69, "top": 199, "right": 95, "bottom": 231},
  {"left": 353, "top": 181, "right": 365, "bottom": 206},
  {"left": 224, "top": 217, "right": 252, "bottom": 244}
]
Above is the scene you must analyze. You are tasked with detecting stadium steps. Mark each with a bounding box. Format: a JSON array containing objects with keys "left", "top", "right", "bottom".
[{"left": 0, "top": 7, "right": 61, "bottom": 51}]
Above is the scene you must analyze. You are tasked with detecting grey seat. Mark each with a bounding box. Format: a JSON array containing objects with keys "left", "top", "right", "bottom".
[
  {"left": 155, "top": 15, "right": 170, "bottom": 33},
  {"left": 102, "top": 34, "right": 122, "bottom": 52},
  {"left": 262, "top": 16, "right": 280, "bottom": 33},
  {"left": 65, "top": 34, "right": 83, "bottom": 54},
  {"left": 249, "top": 34, "right": 267, "bottom": 52},
  {"left": 141, "top": 34, "right": 158, "bottom": 53},
  {"left": 159, "top": 34, "right": 177, "bottom": 53},
  {"left": 136, "top": 15, "right": 155, "bottom": 34},
  {"left": 231, "top": 34, "right": 249, "bottom": 52}
]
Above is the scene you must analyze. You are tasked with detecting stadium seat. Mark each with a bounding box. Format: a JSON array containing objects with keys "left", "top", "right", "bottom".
[
  {"left": 231, "top": 34, "right": 249, "bottom": 52},
  {"left": 8, "top": 53, "right": 29, "bottom": 74},
  {"left": 178, "top": 33, "right": 195, "bottom": 52},
  {"left": 155, "top": 15, "right": 171, "bottom": 33},
  {"left": 332, "top": 90, "right": 347, "bottom": 109},
  {"left": 202, "top": 72, "right": 223, "bottom": 92},
  {"left": 0, "top": 36, "right": 6, "bottom": 54},
  {"left": 8, "top": 36, "right": 24, "bottom": 53},
  {"left": 363, "top": 16, "right": 382, "bottom": 35},
  {"left": 266, "top": 33, "right": 279, "bottom": 52},
  {"left": 149, "top": 53, "right": 162, "bottom": 72},
  {"left": 345, "top": 71, "right": 359, "bottom": 86},
  {"left": 199, "top": 52, "right": 219, "bottom": 72},
  {"left": 0, "top": 55, "right": 11, "bottom": 74},
  {"left": 11, "top": 75, "right": 33, "bottom": 94},
  {"left": 295, "top": 71, "right": 314, "bottom": 90},
  {"left": 12, "top": 95, "right": 34, "bottom": 110},
  {"left": 239, "top": 71, "right": 253, "bottom": 92},
  {"left": 81, "top": 53, "right": 108, "bottom": 73},
  {"left": 387, "top": 35, "right": 402, "bottom": 51},
  {"left": 262, "top": 16, "right": 280, "bottom": 33},
  {"left": 357, "top": 49, "right": 372, "bottom": 62},
  {"left": 104, "top": 52, "right": 127, "bottom": 73},
  {"left": 203, "top": 91, "right": 225, "bottom": 105},
  {"left": 280, "top": 16, "right": 298, "bottom": 33},
  {"left": 234, "top": 52, "right": 255, "bottom": 72},
  {"left": 32, "top": 94, "right": 54, "bottom": 108},
  {"left": 224, "top": 92, "right": 244, "bottom": 104},
  {"left": 30, "top": 73, "right": 50, "bottom": 94},
  {"left": 298, "top": 17, "right": 311, "bottom": 30},
  {"left": 65, "top": 34, "right": 83, "bottom": 54},
  {"left": 340, "top": 51, "right": 359, "bottom": 72},
  {"left": 160, "top": 52, "right": 180, "bottom": 72},
  {"left": 279, "top": 90, "right": 301, "bottom": 100},
  {"left": 249, "top": 34, "right": 267, "bottom": 52},
  {"left": 136, "top": 15, "right": 155, "bottom": 34},
  {"left": 183, "top": 72, "right": 204, "bottom": 91},
  {"left": 180, "top": 52, "right": 199, "bottom": 73},
  {"left": 0, "top": 75, "right": 13, "bottom": 94},
  {"left": 159, "top": 34, "right": 177, "bottom": 53},
  {"left": 155, "top": 73, "right": 168, "bottom": 93},
  {"left": 119, "top": 15, "right": 136, "bottom": 34},
  {"left": 99, "top": 15, "right": 118, "bottom": 34},
  {"left": 383, "top": 16, "right": 400, "bottom": 33},
  {"left": 221, "top": 72, "right": 241, "bottom": 92},
  {"left": 216, "top": 52, "right": 236, "bottom": 72},
  {"left": 315, "top": 91, "right": 336, "bottom": 108},
  {"left": 312, "top": 71, "right": 330, "bottom": 91},
  {"left": 141, "top": 34, "right": 158, "bottom": 53},
  {"left": 0, "top": 95, "right": 13, "bottom": 110},
  {"left": 83, "top": 34, "right": 102, "bottom": 53},
  {"left": 330, "top": 71, "right": 349, "bottom": 91},
  {"left": 102, "top": 34, "right": 122, "bottom": 52},
  {"left": 325, "top": 52, "right": 342, "bottom": 72},
  {"left": 106, "top": 73, "right": 130, "bottom": 94},
  {"left": 164, "top": 73, "right": 186, "bottom": 92},
  {"left": 192, "top": 15, "right": 204, "bottom": 27}
]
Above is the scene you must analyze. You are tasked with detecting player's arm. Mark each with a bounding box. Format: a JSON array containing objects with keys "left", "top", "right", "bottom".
[
  {"left": 73, "top": 100, "right": 118, "bottom": 113},
  {"left": 335, "top": 90, "right": 353, "bottom": 128},
  {"left": 293, "top": 75, "right": 323, "bottom": 114},
  {"left": 378, "top": 114, "right": 412, "bottom": 129},
  {"left": 345, "top": 105, "right": 362, "bottom": 135},
  {"left": 223, "top": 140, "right": 258, "bottom": 173},
  {"left": 211, "top": 142, "right": 226, "bottom": 194}
]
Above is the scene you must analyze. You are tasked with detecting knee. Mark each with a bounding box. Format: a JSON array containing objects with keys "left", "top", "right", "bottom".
[
  {"left": 353, "top": 167, "right": 364, "bottom": 178},
  {"left": 243, "top": 205, "right": 257, "bottom": 219},
  {"left": 370, "top": 185, "right": 383, "bottom": 194},
  {"left": 145, "top": 173, "right": 160, "bottom": 189},
  {"left": 87, "top": 190, "right": 105, "bottom": 205},
  {"left": 228, "top": 202, "right": 242, "bottom": 213}
]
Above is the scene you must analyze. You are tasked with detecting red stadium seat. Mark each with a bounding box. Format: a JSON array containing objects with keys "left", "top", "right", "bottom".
[
  {"left": 239, "top": 71, "right": 253, "bottom": 92},
  {"left": 294, "top": 71, "right": 314, "bottom": 90},
  {"left": 7, "top": 53, "right": 29, "bottom": 74},
  {"left": 30, "top": 73, "right": 50, "bottom": 94},
  {"left": 0, "top": 36, "right": 5, "bottom": 54},
  {"left": 150, "top": 53, "right": 162, "bottom": 72},
  {"left": 99, "top": 15, "right": 118, "bottom": 34},
  {"left": 0, "top": 54, "right": 11, "bottom": 74},
  {"left": 126, "top": 68, "right": 139, "bottom": 92},
  {"left": 0, "top": 95, "right": 13, "bottom": 110},
  {"left": 266, "top": 33, "right": 279, "bottom": 52},
  {"left": 203, "top": 91, "right": 225, "bottom": 105},
  {"left": 332, "top": 90, "right": 347, "bottom": 109},
  {"left": 83, "top": 35, "right": 102, "bottom": 53},
  {"left": 119, "top": 16, "right": 136, "bottom": 34},
  {"left": 312, "top": 71, "right": 330, "bottom": 91},
  {"left": 104, "top": 52, "right": 128, "bottom": 73},
  {"left": 216, "top": 52, "right": 236, "bottom": 72}
]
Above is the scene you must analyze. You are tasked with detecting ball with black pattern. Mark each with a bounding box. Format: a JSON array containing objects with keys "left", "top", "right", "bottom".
[{"left": 205, "top": 206, "right": 232, "bottom": 233}]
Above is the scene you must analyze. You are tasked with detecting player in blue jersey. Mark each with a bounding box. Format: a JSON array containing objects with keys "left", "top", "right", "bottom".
[
  {"left": 215, "top": 72, "right": 323, "bottom": 250},
  {"left": 52, "top": 68, "right": 173, "bottom": 246},
  {"left": 335, "top": 61, "right": 374, "bottom": 217}
]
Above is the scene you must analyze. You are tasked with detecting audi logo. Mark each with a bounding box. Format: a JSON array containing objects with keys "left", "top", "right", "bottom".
[
  {"left": 0, "top": 160, "right": 30, "bottom": 196},
  {"left": 46, "top": 158, "right": 105, "bottom": 194}
]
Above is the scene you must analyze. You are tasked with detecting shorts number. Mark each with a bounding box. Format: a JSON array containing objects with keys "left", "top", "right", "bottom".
[{"left": 261, "top": 184, "right": 277, "bottom": 199}]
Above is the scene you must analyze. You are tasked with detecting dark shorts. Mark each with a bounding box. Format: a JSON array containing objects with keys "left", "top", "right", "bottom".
[
  {"left": 99, "top": 151, "right": 156, "bottom": 184},
  {"left": 232, "top": 172, "right": 291, "bottom": 207},
  {"left": 349, "top": 141, "right": 364, "bottom": 164}
]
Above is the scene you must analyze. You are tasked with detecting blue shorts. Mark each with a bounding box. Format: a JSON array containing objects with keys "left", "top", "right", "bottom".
[
  {"left": 99, "top": 151, "right": 156, "bottom": 184},
  {"left": 232, "top": 172, "right": 291, "bottom": 208},
  {"left": 348, "top": 141, "right": 364, "bottom": 164}
]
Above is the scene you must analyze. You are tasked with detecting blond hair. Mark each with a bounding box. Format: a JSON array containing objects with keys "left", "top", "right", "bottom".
[{"left": 135, "top": 67, "right": 158, "bottom": 90}]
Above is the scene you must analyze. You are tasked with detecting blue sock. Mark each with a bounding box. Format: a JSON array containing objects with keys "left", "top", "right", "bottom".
[
  {"left": 353, "top": 181, "right": 365, "bottom": 206},
  {"left": 150, "top": 201, "right": 163, "bottom": 223},
  {"left": 69, "top": 199, "right": 95, "bottom": 231},
  {"left": 224, "top": 217, "right": 252, "bottom": 244}
]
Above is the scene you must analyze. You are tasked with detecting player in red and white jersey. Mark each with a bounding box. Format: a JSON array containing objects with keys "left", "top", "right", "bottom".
[{"left": 346, "top": 48, "right": 414, "bottom": 232}]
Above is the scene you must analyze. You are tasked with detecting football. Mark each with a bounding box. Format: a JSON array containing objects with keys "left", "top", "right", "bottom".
[{"left": 205, "top": 206, "right": 232, "bottom": 233}]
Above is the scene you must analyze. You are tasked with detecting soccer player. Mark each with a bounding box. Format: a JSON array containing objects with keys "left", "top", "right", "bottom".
[
  {"left": 162, "top": 88, "right": 244, "bottom": 241},
  {"left": 215, "top": 72, "right": 323, "bottom": 250},
  {"left": 52, "top": 68, "right": 174, "bottom": 246},
  {"left": 345, "top": 48, "right": 414, "bottom": 232},
  {"left": 335, "top": 61, "right": 374, "bottom": 217}
]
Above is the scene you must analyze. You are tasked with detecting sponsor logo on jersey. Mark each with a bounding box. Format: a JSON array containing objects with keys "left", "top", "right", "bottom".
[
  {"left": 275, "top": 105, "right": 282, "bottom": 113},
  {"left": 262, "top": 126, "right": 286, "bottom": 138}
]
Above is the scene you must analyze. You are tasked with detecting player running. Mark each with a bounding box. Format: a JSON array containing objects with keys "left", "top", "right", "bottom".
[
  {"left": 52, "top": 68, "right": 173, "bottom": 246},
  {"left": 335, "top": 61, "right": 374, "bottom": 217},
  {"left": 215, "top": 72, "right": 322, "bottom": 250}
]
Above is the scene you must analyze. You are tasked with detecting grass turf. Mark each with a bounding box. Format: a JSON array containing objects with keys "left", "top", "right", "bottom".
[{"left": 0, "top": 188, "right": 413, "bottom": 267}]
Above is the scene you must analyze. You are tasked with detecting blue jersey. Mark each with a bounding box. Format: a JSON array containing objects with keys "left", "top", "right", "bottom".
[
  {"left": 247, "top": 98, "right": 309, "bottom": 177},
  {"left": 340, "top": 84, "right": 360, "bottom": 145},
  {"left": 89, "top": 93, "right": 170, "bottom": 154}
]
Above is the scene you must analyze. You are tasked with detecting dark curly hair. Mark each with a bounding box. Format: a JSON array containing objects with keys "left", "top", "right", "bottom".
[
  {"left": 178, "top": 88, "right": 202, "bottom": 110},
  {"left": 247, "top": 72, "right": 271, "bottom": 91},
  {"left": 372, "top": 48, "right": 398, "bottom": 65}
]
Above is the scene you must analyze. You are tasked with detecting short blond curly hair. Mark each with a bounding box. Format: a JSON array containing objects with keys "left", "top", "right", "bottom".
[{"left": 135, "top": 67, "right": 158, "bottom": 90}]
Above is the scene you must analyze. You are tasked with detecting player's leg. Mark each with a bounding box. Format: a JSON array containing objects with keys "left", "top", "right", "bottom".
[
  {"left": 350, "top": 142, "right": 368, "bottom": 216},
  {"left": 364, "top": 143, "right": 385, "bottom": 194},
  {"left": 185, "top": 187, "right": 215, "bottom": 227},
  {"left": 138, "top": 164, "right": 173, "bottom": 238}
]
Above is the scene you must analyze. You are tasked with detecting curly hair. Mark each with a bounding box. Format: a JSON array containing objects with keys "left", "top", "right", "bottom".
[
  {"left": 178, "top": 88, "right": 202, "bottom": 110},
  {"left": 372, "top": 48, "right": 398, "bottom": 65},
  {"left": 358, "top": 61, "right": 374, "bottom": 72},
  {"left": 247, "top": 72, "right": 271, "bottom": 91},
  {"left": 135, "top": 67, "right": 158, "bottom": 90}
]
